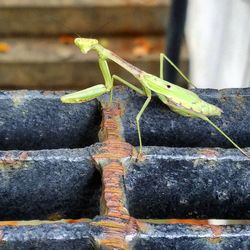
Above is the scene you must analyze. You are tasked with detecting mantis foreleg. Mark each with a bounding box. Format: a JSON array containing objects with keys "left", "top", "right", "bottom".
[
  {"left": 60, "top": 75, "right": 144, "bottom": 104},
  {"left": 98, "top": 58, "right": 146, "bottom": 101},
  {"left": 99, "top": 58, "right": 151, "bottom": 153},
  {"left": 60, "top": 57, "right": 113, "bottom": 103},
  {"left": 98, "top": 58, "right": 113, "bottom": 102},
  {"left": 60, "top": 84, "right": 108, "bottom": 103},
  {"left": 160, "top": 53, "right": 196, "bottom": 88}
]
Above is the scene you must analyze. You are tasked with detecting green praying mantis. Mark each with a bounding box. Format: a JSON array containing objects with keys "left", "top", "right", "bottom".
[{"left": 61, "top": 38, "right": 250, "bottom": 160}]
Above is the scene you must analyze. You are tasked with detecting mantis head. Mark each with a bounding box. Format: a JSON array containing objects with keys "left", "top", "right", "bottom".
[{"left": 74, "top": 38, "right": 99, "bottom": 53}]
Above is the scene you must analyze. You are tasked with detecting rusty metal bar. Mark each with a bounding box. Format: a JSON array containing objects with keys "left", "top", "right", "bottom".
[
  {"left": 89, "top": 100, "right": 148, "bottom": 249},
  {"left": 0, "top": 91, "right": 100, "bottom": 150},
  {"left": 0, "top": 87, "right": 249, "bottom": 249},
  {"left": 0, "top": 220, "right": 249, "bottom": 249},
  {"left": 0, "top": 149, "right": 100, "bottom": 220},
  {"left": 125, "top": 147, "right": 250, "bottom": 219}
]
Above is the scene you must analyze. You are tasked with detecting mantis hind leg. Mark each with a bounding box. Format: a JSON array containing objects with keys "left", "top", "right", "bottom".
[
  {"left": 160, "top": 53, "right": 196, "bottom": 88},
  {"left": 136, "top": 90, "right": 152, "bottom": 154},
  {"left": 111, "top": 75, "right": 149, "bottom": 154}
]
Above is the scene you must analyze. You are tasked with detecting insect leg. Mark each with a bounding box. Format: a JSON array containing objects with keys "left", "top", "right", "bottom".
[
  {"left": 61, "top": 57, "right": 113, "bottom": 103},
  {"left": 160, "top": 53, "right": 196, "bottom": 88},
  {"left": 98, "top": 57, "right": 114, "bottom": 103},
  {"left": 136, "top": 90, "right": 152, "bottom": 154},
  {"left": 112, "top": 75, "right": 146, "bottom": 96},
  {"left": 61, "top": 56, "right": 113, "bottom": 103},
  {"left": 203, "top": 116, "right": 250, "bottom": 160},
  {"left": 60, "top": 84, "right": 108, "bottom": 103}
]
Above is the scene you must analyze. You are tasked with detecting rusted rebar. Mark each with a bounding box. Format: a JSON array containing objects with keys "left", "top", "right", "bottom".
[{"left": 92, "top": 101, "right": 147, "bottom": 249}]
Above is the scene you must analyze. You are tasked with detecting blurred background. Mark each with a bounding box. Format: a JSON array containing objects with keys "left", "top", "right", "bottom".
[{"left": 0, "top": 0, "right": 249, "bottom": 90}]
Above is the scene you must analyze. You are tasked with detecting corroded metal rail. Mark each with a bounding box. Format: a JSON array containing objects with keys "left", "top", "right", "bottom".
[
  {"left": 0, "top": 88, "right": 249, "bottom": 249},
  {"left": 91, "top": 101, "right": 148, "bottom": 249}
]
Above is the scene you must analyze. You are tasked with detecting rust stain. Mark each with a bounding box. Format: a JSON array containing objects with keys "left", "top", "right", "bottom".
[
  {"left": 166, "top": 219, "right": 223, "bottom": 244},
  {"left": 0, "top": 221, "right": 17, "bottom": 227},
  {"left": 101, "top": 162, "right": 129, "bottom": 219},
  {"left": 1, "top": 153, "right": 16, "bottom": 165},
  {"left": 0, "top": 152, "right": 28, "bottom": 170},
  {"left": 93, "top": 103, "right": 135, "bottom": 219},
  {"left": 94, "top": 102, "right": 137, "bottom": 161},
  {"left": 65, "top": 219, "right": 91, "bottom": 224},
  {"left": 0, "top": 219, "right": 90, "bottom": 227},
  {"left": 208, "top": 225, "right": 223, "bottom": 244},
  {"left": 176, "top": 220, "right": 223, "bottom": 244},
  {"left": 198, "top": 148, "right": 219, "bottom": 158},
  {"left": 94, "top": 142, "right": 135, "bottom": 162},
  {"left": 92, "top": 217, "right": 148, "bottom": 250},
  {"left": 97, "top": 103, "right": 124, "bottom": 142},
  {"left": 19, "top": 151, "right": 28, "bottom": 161},
  {"left": 166, "top": 219, "right": 210, "bottom": 226},
  {"left": 91, "top": 102, "right": 146, "bottom": 249},
  {"left": 210, "top": 225, "right": 223, "bottom": 237}
]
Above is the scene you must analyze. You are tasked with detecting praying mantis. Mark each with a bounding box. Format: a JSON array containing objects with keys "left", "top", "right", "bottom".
[{"left": 61, "top": 38, "right": 250, "bottom": 160}]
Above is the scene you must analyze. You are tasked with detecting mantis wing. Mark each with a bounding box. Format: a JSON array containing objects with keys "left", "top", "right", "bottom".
[
  {"left": 141, "top": 73, "right": 222, "bottom": 116},
  {"left": 142, "top": 73, "right": 250, "bottom": 159}
]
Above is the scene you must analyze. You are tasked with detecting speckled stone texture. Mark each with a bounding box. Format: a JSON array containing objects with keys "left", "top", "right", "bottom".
[
  {"left": 124, "top": 147, "right": 250, "bottom": 219},
  {"left": 0, "top": 91, "right": 101, "bottom": 150},
  {"left": 0, "top": 148, "right": 101, "bottom": 220}
]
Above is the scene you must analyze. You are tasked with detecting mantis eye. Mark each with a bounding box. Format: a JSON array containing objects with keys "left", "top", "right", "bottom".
[{"left": 167, "top": 85, "right": 171, "bottom": 88}]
